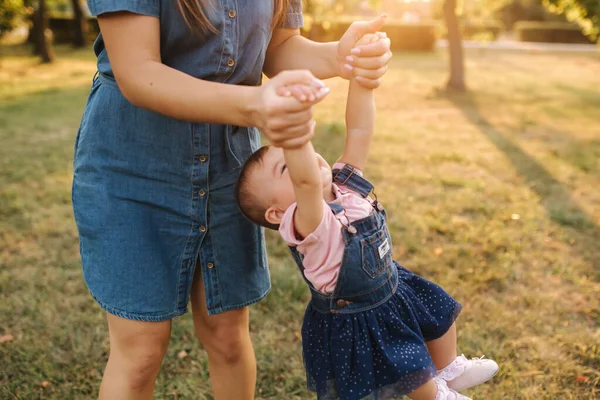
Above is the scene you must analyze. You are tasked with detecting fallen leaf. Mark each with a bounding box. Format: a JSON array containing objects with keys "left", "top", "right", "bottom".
[
  {"left": 511, "top": 214, "right": 520, "bottom": 220},
  {"left": 0, "top": 334, "right": 14, "bottom": 343},
  {"left": 294, "top": 331, "right": 301, "bottom": 340},
  {"left": 434, "top": 248, "right": 443, "bottom": 256},
  {"left": 178, "top": 350, "right": 188, "bottom": 359},
  {"left": 41, "top": 381, "right": 51, "bottom": 388},
  {"left": 576, "top": 375, "right": 589, "bottom": 383}
]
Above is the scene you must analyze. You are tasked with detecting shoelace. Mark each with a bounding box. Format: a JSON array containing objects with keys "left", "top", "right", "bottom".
[
  {"left": 471, "top": 354, "right": 488, "bottom": 363},
  {"left": 437, "top": 354, "right": 489, "bottom": 381}
]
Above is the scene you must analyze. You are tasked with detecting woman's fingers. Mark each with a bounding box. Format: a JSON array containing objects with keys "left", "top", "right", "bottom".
[
  {"left": 346, "top": 51, "right": 392, "bottom": 70},
  {"left": 261, "top": 70, "right": 329, "bottom": 146},
  {"left": 351, "top": 65, "right": 388, "bottom": 81},
  {"left": 354, "top": 76, "right": 382, "bottom": 89},
  {"left": 270, "top": 126, "right": 314, "bottom": 148},
  {"left": 268, "top": 109, "right": 313, "bottom": 131},
  {"left": 275, "top": 122, "right": 316, "bottom": 149}
]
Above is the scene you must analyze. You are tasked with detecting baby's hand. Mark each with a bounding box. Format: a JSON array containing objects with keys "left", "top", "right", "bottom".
[
  {"left": 355, "top": 32, "right": 383, "bottom": 47},
  {"left": 279, "top": 83, "right": 330, "bottom": 103}
]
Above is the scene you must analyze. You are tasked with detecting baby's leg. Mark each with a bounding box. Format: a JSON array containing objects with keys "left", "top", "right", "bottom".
[
  {"left": 428, "top": 322, "right": 499, "bottom": 391},
  {"left": 406, "top": 379, "right": 438, "bottom": 400},
  {"left": 407, "top": 377, "right": 470, "bottom": 400},
  {"left": 426, "top": 322, "right": 458, "bottom": 370}
]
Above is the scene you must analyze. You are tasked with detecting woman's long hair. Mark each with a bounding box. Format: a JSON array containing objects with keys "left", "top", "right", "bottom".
[{"left": 177, "top": 0, "right": 289, "bottom": 34}]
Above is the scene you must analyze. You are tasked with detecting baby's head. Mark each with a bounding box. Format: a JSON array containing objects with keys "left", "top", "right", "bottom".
[{"left": 235, "top": 145, "right": 333, "bottom": 230}]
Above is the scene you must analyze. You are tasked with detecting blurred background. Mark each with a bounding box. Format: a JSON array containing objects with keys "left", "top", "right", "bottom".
[{"left": 1, "top": 0, "right": 599, "bottom": 399}]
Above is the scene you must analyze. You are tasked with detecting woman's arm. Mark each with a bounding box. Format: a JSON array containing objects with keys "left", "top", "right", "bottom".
[
  {"left": 264, "top": 30, "right": 339, "bottom": 80},
  {"left": 98, "top": 12, "right": 327, "bottom": 147},
  {"left": 264, "top": 15, "right": 392, "bottom": 89},
  {"left": 100, "top": 13, "right": 253, "bottom": 125}
]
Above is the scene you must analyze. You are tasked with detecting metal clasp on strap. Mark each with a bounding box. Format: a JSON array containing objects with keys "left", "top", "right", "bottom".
[
  {"left": 371, "top": 188, "right": 384, "bottom": 211},
  {"left": 335, "top": 165, "right": 355, "bottom": 185}
]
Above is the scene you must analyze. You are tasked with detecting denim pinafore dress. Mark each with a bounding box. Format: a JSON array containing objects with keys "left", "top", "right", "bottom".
[{"left": 289, "top": 165, "right": 463, "bottom": 400}]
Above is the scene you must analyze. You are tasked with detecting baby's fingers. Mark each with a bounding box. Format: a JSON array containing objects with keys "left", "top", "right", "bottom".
[{"left": 290, "top": 84, "right": 314, "bottom": 102}]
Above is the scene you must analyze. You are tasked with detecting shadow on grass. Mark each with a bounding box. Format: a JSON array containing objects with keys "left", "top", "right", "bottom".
[{"left": 446, "top": 91, "right": 600, "bottom": 274}]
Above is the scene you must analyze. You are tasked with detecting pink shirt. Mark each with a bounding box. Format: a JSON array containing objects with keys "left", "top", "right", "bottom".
[{"left": 279, "top": 164, "right": 374, "bottom": 293}]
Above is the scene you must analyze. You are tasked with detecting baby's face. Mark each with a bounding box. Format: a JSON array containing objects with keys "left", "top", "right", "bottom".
[{"left": 253, "top": 146, "right": 333, "bottom": 214}]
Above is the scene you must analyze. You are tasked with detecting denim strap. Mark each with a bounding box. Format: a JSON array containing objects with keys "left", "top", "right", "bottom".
[
  {"left": 332, "top": 164, "right": 373, "bottom": 198},
  {"left": 328, "top": 203, "right": 345, "bottom": 215}
]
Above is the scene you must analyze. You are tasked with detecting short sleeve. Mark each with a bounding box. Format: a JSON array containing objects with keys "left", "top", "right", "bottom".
[
  {"left": 279, "top": 202, "right": 345, "bottom": 293},
  {"left": 87, "top": 0, "right": 160, "bottom": 18},
  {"left": 282, "top": 0, "right": 304, "bottom": 29}
]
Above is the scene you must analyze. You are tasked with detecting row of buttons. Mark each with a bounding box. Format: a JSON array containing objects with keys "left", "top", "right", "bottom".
[
  {"left": 227, "top": 10, "right": 236, "bottom": 68},
  {"left": 198, "top": 155, "right": 207, "bottom": 197},
  {"left": 198, "top": 154, "right": 208, "bottom": 232}
]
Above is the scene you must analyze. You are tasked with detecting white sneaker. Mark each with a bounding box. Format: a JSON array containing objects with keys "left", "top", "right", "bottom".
[
  {"left": 437, "top": 354, "right": 499, "bottom": 392},
  {"left": 434, "top": 377, "right": 472, "bottom": 400}
]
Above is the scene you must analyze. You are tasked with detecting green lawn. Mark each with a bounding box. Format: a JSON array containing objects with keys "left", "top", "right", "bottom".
[{"left": 1, "top": 44, "right": 599, "bottom": 399}]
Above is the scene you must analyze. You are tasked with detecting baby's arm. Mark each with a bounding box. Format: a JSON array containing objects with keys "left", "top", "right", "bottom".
[
  {"left": 278, "top": 83, "right": 329, "bottom": 238},
  {"left": 337, "top": 34, "right": 378, "bottom": 171},
  {"left": 283, "top": 140, "right": 324, "bottom": 239}
]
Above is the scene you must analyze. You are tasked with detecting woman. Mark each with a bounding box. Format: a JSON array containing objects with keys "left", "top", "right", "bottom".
[{"left": 72, "top": 1, "right": 392, "bottom": 399}]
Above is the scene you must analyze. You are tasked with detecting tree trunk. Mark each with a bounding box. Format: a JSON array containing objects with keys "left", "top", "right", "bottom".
[
  {"left": 71, "top": 0, "right": 87, "bottom": 47},
  {"left": 30, "top": 9, "right": 40, "bottom": 54},
  {"left": 443, "top": 0, "right": 466, "bottom": 91},
  {"left": 34, "top": 0, "right": 54, "bottom": 63}
]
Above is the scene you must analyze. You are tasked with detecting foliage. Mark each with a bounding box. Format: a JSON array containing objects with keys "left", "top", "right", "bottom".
[
  {"left": 431, "top": 0, "right": 513, "bottom": 22},
  {"left": 0, "top": 0, "right": 24, "bottom": 37},
  {"left": 438, "top": 20, "right": 504, "bottom": 41},
  {"left": 303, "top": 19, "right": 438, "bottom": 51},
  {"left": 543, "top": 0, "right": 600, "bottom": 40},
  {"left": 303, "top": 0, "right": 381, "bottom": 17},
  {"left": 515, "top": 20, "right": 594, "bottom": 42}
]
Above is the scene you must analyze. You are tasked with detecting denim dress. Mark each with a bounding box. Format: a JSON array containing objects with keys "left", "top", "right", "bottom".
[
  {"left": 72, "top": 0, "right": 303, "bottom": 321},
  {"left": 289, "top": 166, "right": 463, "bottom": 400}
]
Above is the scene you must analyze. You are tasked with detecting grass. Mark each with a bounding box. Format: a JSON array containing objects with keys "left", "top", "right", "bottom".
[{"left": 1, "top": 44, "right": 599, "bottom": 399}]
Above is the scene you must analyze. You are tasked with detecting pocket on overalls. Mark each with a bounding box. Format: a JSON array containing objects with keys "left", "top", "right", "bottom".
[
  {"left": 225, "top": 126, "right": 261, "bottom": 168},
  {"left": 360, "top": 229, "right": 392, "bottom": 278}
]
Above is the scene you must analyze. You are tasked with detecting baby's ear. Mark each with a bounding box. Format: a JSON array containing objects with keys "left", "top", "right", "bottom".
[{"left": 265, "top": 206, "right": 284, "bottom": 226}]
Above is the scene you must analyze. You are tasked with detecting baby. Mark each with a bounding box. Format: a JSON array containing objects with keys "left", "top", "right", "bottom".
[{"left": 235, "top": 34, "right": 499, "bottom": 400}]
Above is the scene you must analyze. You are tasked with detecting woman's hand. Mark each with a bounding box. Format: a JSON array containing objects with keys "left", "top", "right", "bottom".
[
  {"left": 337, "top": 15, "right": 393, "bottom": 89},
  {"left": 250, "top": 70, "right": 329, "bottom": 149}
]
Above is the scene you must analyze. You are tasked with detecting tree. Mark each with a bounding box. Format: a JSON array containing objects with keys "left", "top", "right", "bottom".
[
  {"left": 444, "top": 0, "right": 466, "bottom": 91},
  {"left": 70, "top": 0, "right": 86, "bottom": 47},
  {"left": 0, "top": 0, "right": 24, "bottom": 38},
  {"left": 33, "top": 0, "right": 54, "bottom": 63},
  {"left": 544, "top": 0, "right": 600, "bottom": 40}
]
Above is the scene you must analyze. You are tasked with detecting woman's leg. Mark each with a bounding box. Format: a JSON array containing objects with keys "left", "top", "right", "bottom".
[
  {"left": 426, "top": 323, "right": 458, "bottom": 370},
  {"left": 99, "top": 314, "right": 172, "bottom": 400},
  {"left": 190, "top": 268, "right": 256, "bottom": 400}
]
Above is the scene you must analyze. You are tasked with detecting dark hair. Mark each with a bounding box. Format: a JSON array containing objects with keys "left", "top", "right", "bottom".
[{"left": 235, "top": 146, "right": 280, "bottom": 231}]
